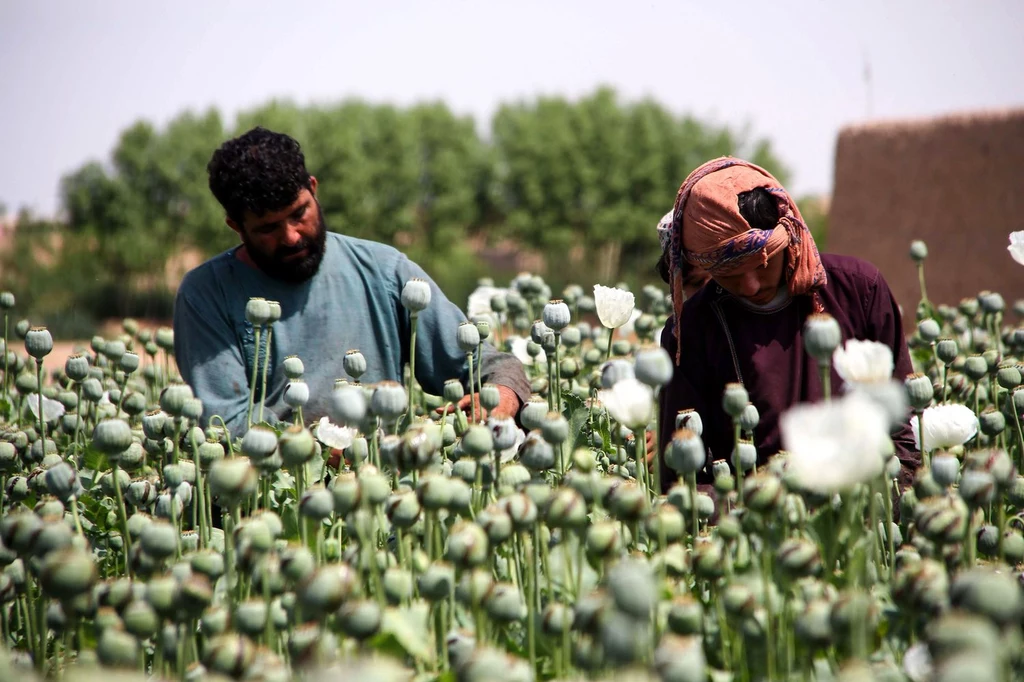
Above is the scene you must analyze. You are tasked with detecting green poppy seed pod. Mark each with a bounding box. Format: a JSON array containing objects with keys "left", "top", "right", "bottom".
[
  {"left": 460, "top": 424, "right": 494, "bottom": 458},
  {"left": 208, "top": 457, "right": 258, "bottom": 507},
  {"left": 560, "top": 325, "right": 582, "bottom": 348},
  {"left": 693, "top": 539, "right": 726, "bottom": 579},
  {"left": 545, "top": 487, "right": 587, "bottom": 529},
  {"left": 733, "top": 440, "right": 757, "bottom": 472},
  {"left": 371, "top": 381, "right": 407, "bottom": 421},
  {"left": 997, "top": 363, "right": 1022, "bottom": 389},
  {"left": 451, "top": 457, "right": 479, "bottom": 484},
  {"left": 197, "top": 605, "right": 231, "bottom": 639},
  {"left": 777, "top": 537, "right": 822, "bottom": 578},
  {"left": 382, "top": 566, "right": 414, "bottom": 605},
  {"left": 905, "top": 373, "right": 935, "bottom": 410},
  {"left": 144, "top": 340, "right": 159, "bottom": 357},
  {"left": 736, "top": 403, "right": 760, "bottom": 435},
  {"left": 337, "top": 599, "right": 382, "bottom": 640},
  {"left": 722, "top": 382, "right": 749, "bottom": 418},
  {"left": 474, "top": 318, "right": 491, "bottom": 343},
  {"left": 541, "top": 601, "right": 574, "bottom": 636},
  {"left": 122, "top": 598, "right": 159, "bottom": 638},
  {"left": 606, "top": 479, "right": 648, "bottom": 522},
  {"left": 119, "top": 351, "right": 140, "bottom": 374},
  {"left": 330, "top": 473, "right": 362, "bottom": 516},
  {"left": 456, "top": 567, "right": 494, "bottom": 609},
  {"left": 159, "top": 382, "right": 193, "bottom": 417},
  {"left": 599, "top": 358, "right": 634, "bottom": 389},
  {"left": 982, "top": 349, "right": 999, "bottom": 373},
  {"left": 97, "top": 627, "right": 138, "bottom": 669},
  {"left": 204, "top": 633, "right": 256, "bottom": 679},
  {"left": 497, "top": 462, "right": 531, "bottom": 492},
  {"left": 634, "top": 346, "right": 673, "bottom": 388},
  {"left": 963, "top": 355, "right": 988, "bottom": 382},
  {"left": 917, "top": 318, "right": 942, "bottom": 344},
  {"left": 483, "top": 582, "right": 527, "bottom": 623},
  {"left": 64, "top": 353, "right": 90, "bottom": 382},
  {"left": 976, "top": 524, "right": 1001, "bottom": 557},
  {"left": 744, "top": 472, "right": 784, "bottom": 513},
  {"left": 931, "top": 454, "right": 960, "bottom": 487},
  {"left": 475, "top": 504, "right": 512, "bottom": 545},
  {"left": 398, "top": 424, "right": 441, "bottom": 471},
  {"left": 298, "top": 563, "right": 357, "bottom": 618},
  {"left": 915, "top": 495, "right": 968, "bottom": 544},
  {"left": 275, "top": 355, "right": 304, "bottom": 382},
  {"left": 40, "top": 547, "right": 97, "bottom": 601},
  {"left": 386, "top": 491, "right": 422, "bottom": 529},
  {"left": 244, "top": 297, "right": 272, "bottom": 326},
  {"left": 530, "top": 319, "right": 551, "bottom": 345},
  {"left": 92, "top": 418, "right": 133, "bottom": 455},
  {"left": 329, "top": 383, "right": 368, "bottom": 426},
  {"left": 121, "top": 391, "right": 147, "bottom": 418},
  {"left": 456, "top": 321, "right": 481, "bottom": 352},
  {"left": 666, "top": 428, "right": 705, "bottom": 476},
  {"left": 278, "top": 424, "right": 315, "bottom": 468},
  {"left": 190, "top": 549, "right": 225, "bottom": 582},
  {"left": 0, "top": 442, "right": 17, "bottom": 473},
  {"left": 283, "top": 380, "right": 309, "bottom": 409},
  {"left": 517, "top": 431, "right": 554, "bottom": 472},
  {"left": 142, "top": 409, "right": 167, "bottom": 441},
  {"left": 478, "top": 383, "right": 501, "bottom": 412},
  {"left": 400, "top": 278, "right": 432, "bottom": 312},
  {"left": 140, "top": 520, "right": 179, "bottom": 560},
  {"left": 337, "top": 349, "right": 367, "bottom": 384},
  {"left": 608, "top": 557, "right": 656, "bottom": 619},
  {"left": 0, "top": 291, "right": 13, "bottom": 309},
  {"left": 279, "top": 545, "right": 315, "bottom": 586},
  {"left": 44, "top": 462, "right": 82, "bottom": 503},
  {"left": 417, "top": 473, "right": 453, "bottom": 511},
  {"left": 803, "top": 313, "right": 842, "bottom": 363},
  {"left": 949, "top": 567, "right": 1023, "bottom": 627},
  {"left": 24, "top": 327, "right": 53, "bottom": 360},
  {"left": 585, "top": 520, "right": 624, "bottom": 560},
  {"left": 519, "top": 397, "right": 548, "bottom": 432},
  {"left": 443, "top": 378, "right": 465, "bottom": 405},
  {"left": 241, "top": 425, "right": 278, "bottom": 461},
  {"left": 909, "top": 239, "right": 928, "bottom": 262},
  {"left": 979, "top": 291, "right": 1005, "bottom": 315},
  {"left": 299, "top": 486, "right": 334, "bottom": 521},
  {"left": 418, "top": 561, "right": 455, "bottom": 602},
  {"left": 792, "top": 599, "right": 833, "bottom": 648},
  {"left": 230, "top": 598, "right": 267, "bottom": 637},
  {"left": 446, "top": 521, "right": 489, "bottom": 568},
  {"left": 543, "top": 300, "right": 571, "bottom": 332},
  {"left": 13, "top": 319, "right": 30, "bottom": 340},
  {"left": 1003, "top": 531, "right": 1024, "bottom": 564},
  {"left": 501, "top": 491, "right": 539, "bottom": 530},
  {"left": 663, "top": 596, "right": 705, "bottom": 637},
  {"left": 979, "top": 407, "right": 1005, "bottom": 436},
  {"left": 934, "top": 339, "right": 959, "bottom": 367},
  {"left": 959, "top": 470, "right": 996, "bottom": 507}
]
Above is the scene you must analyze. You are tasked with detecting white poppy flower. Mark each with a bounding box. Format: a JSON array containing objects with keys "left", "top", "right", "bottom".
[
  {"left": 832, "top": 339, "right": 894, "bottom": 386},
  {"left": 911, "top": 403, "right": 979, "bottom": 452},
  {"left": 598, "top": 377, "right": 654, "bottom": 430},
  {"left": 780, "top": 392, "right": 890, "bottom": 493},
  {"left": 903, "top": 642, "right": 932, "bottom": 682},
  {"left": 593, "top": 285, "right": 635, "bottom": 329},
  {"left": 616, "top": 308, "right": 643, "bottom": 339},
  {"left": 1009, "top": 231, "right": 1024, "bottom": 266},
  {"left": 27, "top": 393, "right": 66, "bottom": 422},
  {"left": 315, "top": 416, "right": 356, "bottom": 450}
]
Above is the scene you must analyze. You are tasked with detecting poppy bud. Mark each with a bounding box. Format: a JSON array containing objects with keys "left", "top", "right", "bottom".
[
  {"left": 456, "top": 321, "right": 481, "bottom": 353},
  {"left": 40, "top": 547, "right": 97, "bottom": 601},
  {"left": 337, "top": 599, "right": 382, "bottom": 640},
  {"left": 542, "top": 300, "right": 571, "bottom": 332},
  {"left": 446, "top": 522, "right": 489, "bottom": 568},
  {"left": 935, "top": 338, "right": 959, "bottom": 365},
  {"left": 25, "top": 327, "right": 53, "bottom": 360},
  {"left": 208, "top": 457, "right": 258, "bottom": 507},
  {"left": 400, "top": 278, "right": 431, "bottom": 312},
  {"left": 909, "top": 240, "right": 928, "bottom": 262},
  {"left": 722, "top": 383, "right": 749, "bottom": 419},
  {"left": 97, "top": 628, "right": 138, "bottom": 668},
  {"left": 417, "top": 561, "right": 455, "bottom": 602},
  {"left": 733, "top": 440, "right": 757, "bottom": 472},
  {"left": 278, "top": 424, "right": 315, "bottom": 468},
  {"left": 298, "top": 563, "right": 357, "bottom": 618},
  {"left": 371, "top": 381, "right": 407, "bottom": 421},
  {"left": 803, "top": 313, "right": 841, "bottom": 364},
  {"left": 92, "top": 418, "right": 133, "bottom": 456},
  {"left": 906, "top": 373, "right": 935, "bottom": 410},
  {"left": 930, "top": 454, "right": 960, "bottom": 488}
]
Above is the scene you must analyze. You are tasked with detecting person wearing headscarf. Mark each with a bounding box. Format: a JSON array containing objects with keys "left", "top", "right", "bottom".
[{"left": 655, "top": 157, "right": 919, "bottom": 493}]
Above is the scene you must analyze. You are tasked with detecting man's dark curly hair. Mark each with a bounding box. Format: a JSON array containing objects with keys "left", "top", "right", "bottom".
[{"left": 207, "top": 127, "right": 313, "bottom": 225}]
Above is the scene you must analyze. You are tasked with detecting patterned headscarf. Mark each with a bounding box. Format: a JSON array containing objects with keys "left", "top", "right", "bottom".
[{"left": 659, "top": 157, "right": 827, "bottom": 364}]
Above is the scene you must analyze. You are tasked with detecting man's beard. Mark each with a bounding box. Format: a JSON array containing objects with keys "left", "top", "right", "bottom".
[{"left": 244, "top": 203, "right": 328, "bottom": 283}]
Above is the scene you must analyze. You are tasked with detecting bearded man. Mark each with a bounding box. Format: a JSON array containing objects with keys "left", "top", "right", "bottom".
[
  {"left": 655, "top": 157, "right": 920, "bottom": 492},
  {"left": 173, "top": 127, "right": 529, "bottom": 437}
]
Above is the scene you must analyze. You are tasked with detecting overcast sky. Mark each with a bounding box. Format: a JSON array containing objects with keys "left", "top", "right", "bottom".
[{"left": 2, "top": 0, "right": 1022, "bottom": 218}]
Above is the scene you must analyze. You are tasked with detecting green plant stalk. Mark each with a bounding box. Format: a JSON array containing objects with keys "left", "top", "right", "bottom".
[
  {"left": 760, "top": 548, "right": 777, "bottom": 680},
  {"left": 2, "top": 313, "right": 8, "bottom": 399},
  {"left": 466, "top": 352, "right": 477, "bottom": 424},
  {"left": 554, "top": 334, "right": 562, "bottom": 416},
  {"left": 917, "top": 262, "right": 929, "bottom": 308},
  {"left": 819, "top": 361, "right": 831, "bottom": 402},
  {"left": 689, "top": 472, "right": 699, "bottom": 547},
  {"left": 35, "top": 359, "right": 45, "bottom": 447},
  {"left": 917, "top": 413, "right": 928, "bottom": 470},
  {"left": 112, "top": 462, "right": 133, "bottom": 576},
  {"left": 258, "top": 325, "right": 274, "bottom": 425},
  {"left": 475, "top": 341, "right": 484, "bottom": 412},
  {"left": 651, "top": 404, "right": 661, "bottom": 497},
  {"left": 1008, "top": 392, "right": 1024, "bottom": 471},
  {"left": 407, "top": 313, "right": 419, "bottom": 421},
  {"left": 224, "top": 509, "right": 237, "bottom": 613},
  {"left": 733, "top": 421, "right": 744, "bottom": 506},
  {"left": 246, "top": 325, "right": 263, "bottom": 428},
  {"left": 998, "top": 500, "right": 1007, "bottom": 565},
  {"left": 883, "top": 478, "right": 896, "bottom": 572}
]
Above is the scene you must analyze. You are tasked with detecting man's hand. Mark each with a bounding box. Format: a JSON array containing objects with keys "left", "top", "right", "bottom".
[{"left": 437, "top": 385, "right": 521, "bottom": 421}]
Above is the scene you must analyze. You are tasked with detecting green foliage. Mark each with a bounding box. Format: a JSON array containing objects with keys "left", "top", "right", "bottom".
[{"left": 3, "top": 87, "right": 800, "bottom": 331}]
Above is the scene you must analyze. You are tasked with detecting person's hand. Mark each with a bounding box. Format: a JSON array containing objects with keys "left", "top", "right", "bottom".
[{"left": 435, "top": 385, "right": 521, "bottom": 421}]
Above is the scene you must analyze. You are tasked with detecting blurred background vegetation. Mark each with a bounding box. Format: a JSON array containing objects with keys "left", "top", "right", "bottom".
[{"left": 0, "top": 86, "right": 828, "bottom": 339}]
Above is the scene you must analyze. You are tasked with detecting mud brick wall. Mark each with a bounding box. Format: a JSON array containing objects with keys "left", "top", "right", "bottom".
[{"left": 828, "top": 108, "right": 1024, "bottom": 331}]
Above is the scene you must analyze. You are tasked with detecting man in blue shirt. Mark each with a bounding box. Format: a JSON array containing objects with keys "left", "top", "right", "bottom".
[{"left": 173, "top": 127, "right": 530, "bottom": 436}]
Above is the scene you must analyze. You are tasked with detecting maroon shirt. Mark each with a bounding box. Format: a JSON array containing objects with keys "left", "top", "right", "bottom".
[{"left": 657, "top": 253, "right": 919, "bottom": 492}]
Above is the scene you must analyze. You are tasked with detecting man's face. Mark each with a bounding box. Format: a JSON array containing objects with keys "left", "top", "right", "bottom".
[
  {"left": 712, "top": 251, "right": 786, "bottom": 305},
  {"left": 230, "top": 179, "right": 327, "bottom": 283}
]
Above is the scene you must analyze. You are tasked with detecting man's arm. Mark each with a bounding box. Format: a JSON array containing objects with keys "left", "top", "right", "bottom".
[{"left": 173, "top": 288, "right": 275, "bottom": 438}]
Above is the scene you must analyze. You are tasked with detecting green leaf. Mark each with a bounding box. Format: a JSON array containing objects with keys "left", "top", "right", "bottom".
[
  {"left": 81, "top": 445, "right": 109, "bottom": 473},
  {"left": 377, "top": 601, "right": 435, "bottom": 664}
]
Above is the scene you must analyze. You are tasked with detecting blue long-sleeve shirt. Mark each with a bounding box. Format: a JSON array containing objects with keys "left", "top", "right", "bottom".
[{"left": 172, "top": 232, "right": 530, "bottom": 437}]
